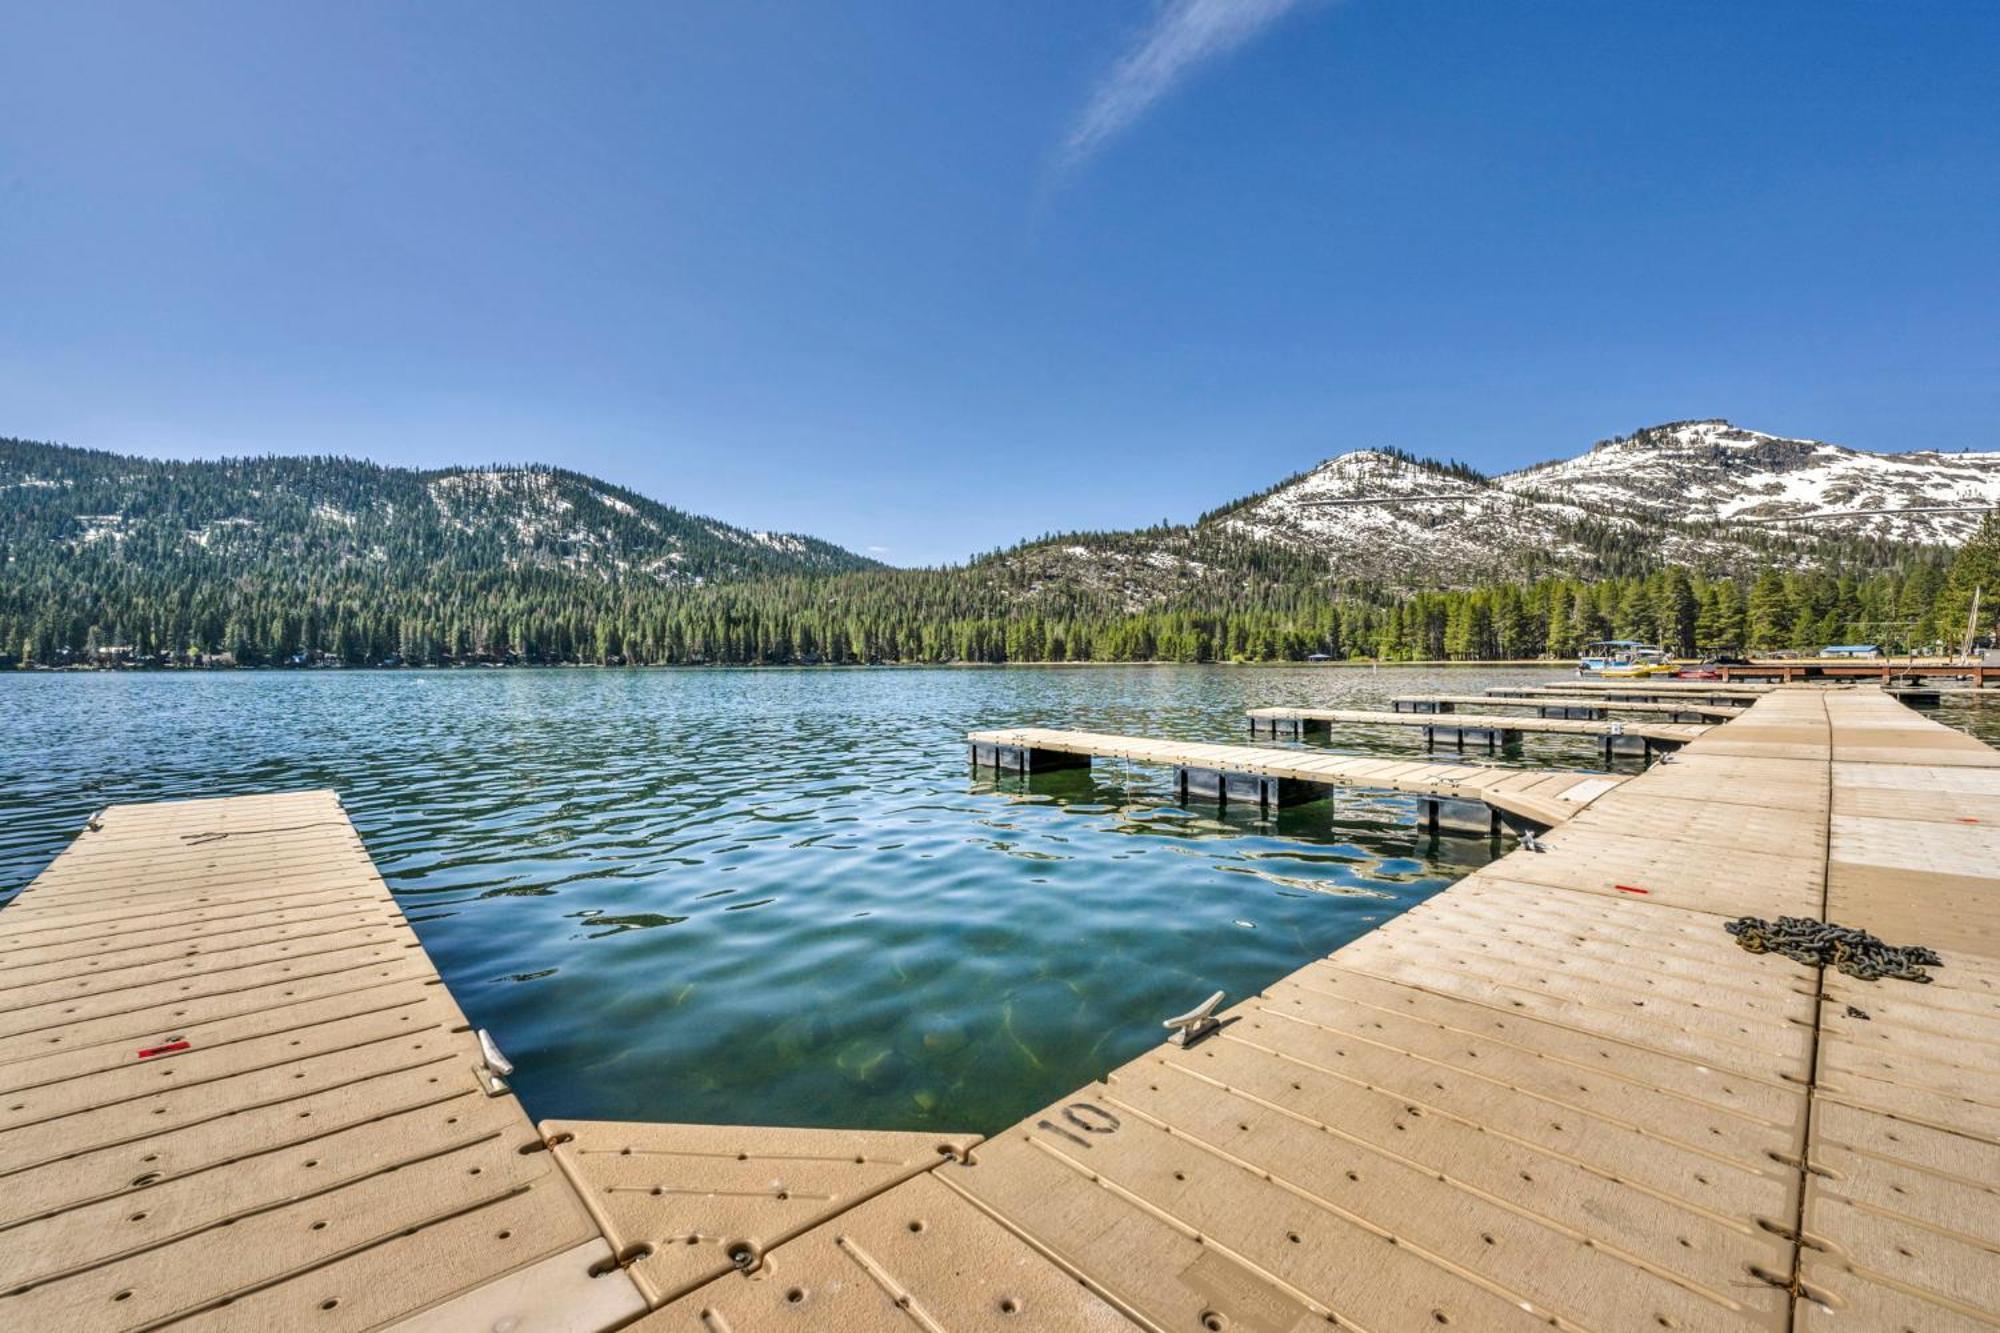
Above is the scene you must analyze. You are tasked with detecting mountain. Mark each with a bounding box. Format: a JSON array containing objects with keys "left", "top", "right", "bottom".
[
  {"left": 984, "top": 420, "right": 1987, "bottom": 599},
  {"left": 0, "top": 422, "right": 1985, "bottom": 667},
  {"left": 1497, "top": 420, "right": 2000, "bottom": 544},
  {"left": 0, "top": 439, "right": 874, "bottom": 586}
]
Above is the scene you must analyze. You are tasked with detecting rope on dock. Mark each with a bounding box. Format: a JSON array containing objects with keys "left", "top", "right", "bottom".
[{"left": 1726, "top": 915, "right": 1943, "bottom": 983}]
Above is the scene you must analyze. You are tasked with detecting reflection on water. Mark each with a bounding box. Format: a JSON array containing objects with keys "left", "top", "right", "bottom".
[
  {"left": 3, "top": 663, "right": 1661, "bottom": 1133},
  {"left": 1934, "top": 697, "right": 2000, "bottom": 749}
]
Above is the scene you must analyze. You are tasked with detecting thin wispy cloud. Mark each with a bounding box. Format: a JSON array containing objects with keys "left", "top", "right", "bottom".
[{"left": 1060, "top": 0, "right": 1309, "bottom": 171}]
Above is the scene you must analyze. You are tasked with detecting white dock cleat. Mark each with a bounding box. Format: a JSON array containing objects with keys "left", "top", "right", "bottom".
[{"left": 1163, "top": 991, "right": 1226, "bottom": 1047}]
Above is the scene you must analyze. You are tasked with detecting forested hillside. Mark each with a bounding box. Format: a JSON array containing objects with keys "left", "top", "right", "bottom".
[{"left": 3, "top": 435, "right": 1990, "bottom": 667}]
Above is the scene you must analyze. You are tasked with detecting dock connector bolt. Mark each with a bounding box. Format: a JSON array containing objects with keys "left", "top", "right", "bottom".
[
  {"left": 475, "top": 1028, "right": 515, "bottom": 1096},
  {"left": 1164, "top": 991, "right": 1225, "bottom": 1048}
]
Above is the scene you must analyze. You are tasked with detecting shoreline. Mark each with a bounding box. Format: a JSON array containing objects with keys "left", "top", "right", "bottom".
[{"left": 13, "top": 658, "right": 1577, "bottom": 674}]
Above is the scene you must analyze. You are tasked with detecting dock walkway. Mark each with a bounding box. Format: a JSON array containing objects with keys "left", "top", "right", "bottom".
[
  {"left": 0, "top": 792, "right": 650, "bottom": 1331},
  {"left": 6, "top": 688, "right": 1997, "bottom": 1331},
  {"left": 968, "top": 725, "right": 1629, "bottom": 831}
]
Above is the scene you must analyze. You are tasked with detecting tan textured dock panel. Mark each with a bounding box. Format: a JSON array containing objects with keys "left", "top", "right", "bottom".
[
  {"left": 543, "top": 1119, "right": 982, "bottom": 1307},
  {"left": 949, "top": 1086, "right": 1572, "bottom": 1331},
  {"left": 379, "top": 1240, "right": 646, "bottom": 1333},
  {"left": 0, "top": 791, "right": 645, "bottom": 1333},
  {"left": 1488, "top": 825, "right": 1825, "bottom": 917},
  {"left": 636, "top": 1173, "right": 1135, "bottom": 1331}
]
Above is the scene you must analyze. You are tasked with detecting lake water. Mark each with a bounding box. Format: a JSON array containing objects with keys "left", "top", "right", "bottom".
[{"left": 6, "top": 666, "right": 1993, "bottom": 1136}]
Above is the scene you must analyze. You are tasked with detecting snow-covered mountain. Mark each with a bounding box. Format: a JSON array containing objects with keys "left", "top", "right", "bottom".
[
  {"left": 988, "top": 420, "right": 1995, "bottom": 599},
  {"left": 1497, "top": 420, "right": 2000, "bottom": 544},
  {"left": 1216, "top": 449, "right": 1605, "bottom": 585},
  {"left": 1213, "top": 420, "right": 1997, "bottom": 579}
]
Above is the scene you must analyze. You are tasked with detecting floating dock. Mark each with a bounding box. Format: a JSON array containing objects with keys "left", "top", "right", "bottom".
[
  {"left": 1246, "top": 705, "right": 1708, "bottom": 759},
  {"left": 5, "top": 688, "right": 1997, "bottom": 1331},
  {"left": 1488, "top": 681, "right": 1771, "bottom": 706},
  {"left": 968, "top": 725, "right": 1628, "bottom": 832},
  {"left": 0, "top": 792, "right": 651, "bottom": 1331},
  {"left": 1391, "top": 692, "right": 1743, "bottom": 721}
]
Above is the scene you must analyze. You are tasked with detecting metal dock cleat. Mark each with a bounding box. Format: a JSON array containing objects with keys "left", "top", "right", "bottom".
[
  {"left": 476, "top": 1027, "right": 515, "bottom": 1096},
  {"left": 1163, "top": 991, "right": 1225, "bottom": 1047}
]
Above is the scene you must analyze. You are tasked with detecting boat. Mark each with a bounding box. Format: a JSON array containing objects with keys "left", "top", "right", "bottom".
[
  {"left": 1576, "top": 639, "right": 1674, "bottom": 677},
  {"left": 1599, "top": 661, "right": 1679, "bottom": 678}
]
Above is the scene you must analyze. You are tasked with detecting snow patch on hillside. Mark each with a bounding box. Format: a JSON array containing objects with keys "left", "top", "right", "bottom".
[{"left": 1496, "top": 420, "right": 2000, "bottom": 544}]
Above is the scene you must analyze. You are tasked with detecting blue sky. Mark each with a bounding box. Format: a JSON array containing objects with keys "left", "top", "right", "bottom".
[{"left": 2, "top": 1, "right": 1995, "bottom": 566}]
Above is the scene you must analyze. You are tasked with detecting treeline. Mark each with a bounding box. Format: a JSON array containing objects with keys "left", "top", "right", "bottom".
[
  {"left": 7, "top": 434, "right": 1994, "bottom": 669},
  {"left": 8, "top": 529, "right": 1992, "bottom": 667}
]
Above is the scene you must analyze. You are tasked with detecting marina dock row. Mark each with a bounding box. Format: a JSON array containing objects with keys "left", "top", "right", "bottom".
[
  {"left": 2, "top": 686, "right": 1995, "bottom": 1330},
  {"left": 1245, "top": 705, "right": 1710, "bottom": 759}
]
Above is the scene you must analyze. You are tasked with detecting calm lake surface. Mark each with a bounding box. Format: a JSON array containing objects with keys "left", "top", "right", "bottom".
[{"left": 7, "top": 666, "right": 1993, "bottom": 1135}]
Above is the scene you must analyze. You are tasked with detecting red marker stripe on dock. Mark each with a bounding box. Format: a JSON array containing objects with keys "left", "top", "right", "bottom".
[
  {"left": 1614, "top": 884, "right": 1650, "bottom": 895},
  {"left": 137, "top": 1041, "right": 190, "bottom": 1059}
]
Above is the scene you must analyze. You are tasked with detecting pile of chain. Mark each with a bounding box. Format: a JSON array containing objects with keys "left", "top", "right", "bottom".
[{"left": 1725, "top": 915, "right": 1943, "bottom": 983}]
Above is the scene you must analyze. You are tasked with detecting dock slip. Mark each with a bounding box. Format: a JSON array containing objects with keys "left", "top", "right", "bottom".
[
  {"left": 1246, "top": 705, "right": 1708, "bottom": 758},
  {"left": 969, "top": 725, "right": 1628, "bottom": 832},
  {"left": 1391, "top": 692, "right": 1744, "bottom": 720},
  {"left": 5, "top": 687, "right": 1998, "bottom": 1332}
]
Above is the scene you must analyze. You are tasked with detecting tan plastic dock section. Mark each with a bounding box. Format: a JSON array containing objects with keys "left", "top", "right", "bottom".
[
  {"left": 1392, "top": 693, "right": 1746, "bottom": 719},
  {"left": 968, "top": 726, "right": 1631, "bottom": 829},
  {"left": 0, "top": 792, "right": 650, "bottom": 1332},
  {"left": 655, "top": 688, "right": 2000, "bottom": 1332},
  {"left": 1246, "top": 705, "right": 1710, "bottom": 746}
]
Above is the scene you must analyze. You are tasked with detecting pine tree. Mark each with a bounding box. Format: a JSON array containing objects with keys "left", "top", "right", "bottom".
[
  {"left": 1941, "top": 513, "right": 2000, "bottom": 650},
  {"left": 1747, "top": 572, "right": 1791, "bottom": 650}
]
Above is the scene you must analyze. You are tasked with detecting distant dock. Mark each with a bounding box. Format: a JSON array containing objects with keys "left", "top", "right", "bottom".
[
  {"left": 1390, "top": 691, "right": 1744, "bottom": 721},
  {"left": 1246, "top": 704, "right": 1708, "bottom": 759},
  {"left": 1486, "top": 680, "right": 1771, "bottom": 706}
]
